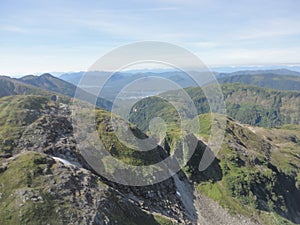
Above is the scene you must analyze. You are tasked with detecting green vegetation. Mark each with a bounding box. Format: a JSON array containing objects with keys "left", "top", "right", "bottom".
[
  {"left": 0, "top": 152, "right": 66, "bottom": 225},
  {"left": 95, "top": 109, "right": 164, "bottom": 166},
  {"left": 153, "top": 214, "right": 177, "bottom": 225},
  {"left": 189, "top": 83, "right": 300, "bottom": 127},
  {"left": 188, "top": 115, "right": 300, "bottom": 225},
  {"left": 0, "top": 151, "right": 178, "bottom": 225},
  {"left": 128, "top": 96, "right": 180, "bottom": 132},
  {"left": 1, "top": 78, "right": 300, "bottom": 225},
  {"left": 0, "top": 76, "right": 50, "bottom": 98},
  {"left": 127, "top": 85, "right": 300, "bottom": 224},
  {"left": 0, "top": 95, "right": 51, "bottom": 156},
  {"left": 129, "top": 83, "right": 300, "bottom": 129},
  {"left": 219, "top": 74, "right": 300, "bottom": 91},
  {"left": 20, "top": 74, "right": 78, "bottom": 98},
  {"left": 19, "top": 73, "right": 112, "bottom": 110}
]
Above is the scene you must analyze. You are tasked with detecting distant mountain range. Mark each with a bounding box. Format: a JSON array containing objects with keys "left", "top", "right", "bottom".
[
  {"left": 59, "top": 68, "right": 300, "bottom": 83},
  {"left": 59, "top": 69, "right": 300, "bottom": 100},
  {"left": 2, "top": 68, "right": 300, "bottom": 110},
  {"left": 216, "top": 68, "right": 300, "bottom": 77}
]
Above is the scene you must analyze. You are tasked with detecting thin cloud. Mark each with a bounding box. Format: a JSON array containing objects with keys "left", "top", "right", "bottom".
[
  {"left": 190, "top": 41, "right": 220, "bottom": 48},
  {"left": 0, "top": 25, "right": 28, "bottom": 33},
  {"left": 198, "top": 47, "right": 300, "bottom": 66},
  {"left": 0, "top": 0, "right": 300, "bottom": 74},
  {"left": 237, "top": 19, "right": 300, "bottom": 40},
  {"left": 126, "top": 7, "right": 178, "bottom": 12}
]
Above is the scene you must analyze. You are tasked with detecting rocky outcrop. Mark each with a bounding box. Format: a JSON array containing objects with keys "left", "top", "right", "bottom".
[
  {"left": 0, "top": 96, "right": 194, "bottom": 224},
  {"left": 1, "top": 94, "right": 300, "bottom": 225},
  {"left": 0, "top": 151, "right": 182, "bottom": 225}
]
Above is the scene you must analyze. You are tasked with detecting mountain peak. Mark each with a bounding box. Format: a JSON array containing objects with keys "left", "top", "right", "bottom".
[{"left": 40, "top": 73, "right": 55, "bottom": 78}]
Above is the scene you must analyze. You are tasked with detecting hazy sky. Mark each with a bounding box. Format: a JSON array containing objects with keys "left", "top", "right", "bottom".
[{"left": 1, "top": 0, "right": 300, "bottom": 75}]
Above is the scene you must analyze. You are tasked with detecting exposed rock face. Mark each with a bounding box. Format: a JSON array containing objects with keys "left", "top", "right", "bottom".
[
  {"left": 0, "top": 96, "right": 194, "bottom": 224},
  {"left": 1, "top": 94, "right": 300, "bottom": 225},
  {"left": 196, "top": 193, "right": 261, "bottom": 225},
  {"left": 1, "top": 152, "right": 183, "bottom": 225},
  {"left": 17, "top": 103, "right": 81, "bottom": 165},
  {"left": 11, "top": 102, "right": 189, "bottom": 221}
]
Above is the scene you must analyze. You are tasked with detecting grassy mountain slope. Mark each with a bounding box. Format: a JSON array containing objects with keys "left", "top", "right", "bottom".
[
  {"left": 0, "top": 95, "right": 51, "bottom": 157},
  {"left": 0, "top": 95, "right": 161, "bottom": 167},
  {"left": 129, "top": 84, "right": 300, "bottom": 130},
  {"left": 20, "top": 73, "right": 79, "bottom": 97},
  {"left": 127, "top": 85, "right": 300, "bottom": 224},
  {"left": 129, "top": 102, "right": 300, "bottom": 224},
  {"left": 219, "top": 74, "right": 300, "bottom": 91},
  {"left": 19, "top": 73, "right": 112, "bottom": 110},
  {"left": 189, "top": 114, "right": 300, "bottom": 225},
  {"left": 0, "top": 76, "right": 52, "bottom": 98}
]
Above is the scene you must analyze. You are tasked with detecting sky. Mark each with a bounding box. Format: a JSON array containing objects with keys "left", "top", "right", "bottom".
[{"left": 1, "top": 0, "right": 300, "bottom": 75}]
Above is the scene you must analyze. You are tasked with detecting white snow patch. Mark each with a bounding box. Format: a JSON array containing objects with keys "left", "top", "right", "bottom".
[{"left": 52, "top": 157, "right": 81, "bottom": 168}]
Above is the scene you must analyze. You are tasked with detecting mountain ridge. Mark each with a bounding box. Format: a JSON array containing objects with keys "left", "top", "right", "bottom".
[
  {"left": 0, "top": 74, "right": 112, "bottom": 111},
  {"left": 1, "top": 94, "right": 299, "bottom": 224},
  {"left": 1, "top": 71, "right": 300, "bottom": 224},
  {"left": 19, "top": 73, "right": 112, "bottom": 111}
]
